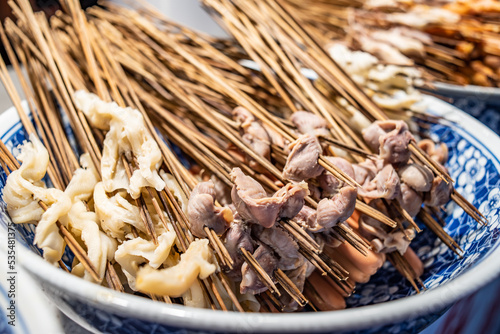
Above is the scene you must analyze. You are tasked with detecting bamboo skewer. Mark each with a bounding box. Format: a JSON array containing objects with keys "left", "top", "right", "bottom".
[{"left": 240, "top": 247, "right": 280, "bottom": 296}]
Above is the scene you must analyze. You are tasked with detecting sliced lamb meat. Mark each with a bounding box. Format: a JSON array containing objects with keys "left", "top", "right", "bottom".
[
  {"left": 290, "top": 111, "right": 330, "bottom": 138},
  {"left": 275, "top": 183, "right": 309, "bottom": 219},
  {"left": 424, "top": 176, "right": 453, "bottom": 207},
  {"left": 283, "top": 134, "right": 324, "bottom": 182},
  {"left": 358, "top": 164, "right": 400, "bottom": 200},
  {"left": 362, "top": 120, "right": 414, "bottom": 164},
  {"left": 230, "top": 168, "right": 308, "bottom": 228},
  {"left": 397, "top": 182, "right": 423, "bottom": 218},
  {"left": 308, "top": 183, "right": 322, "bottom": 202},
  {"left": 240, "top": 243, "right": 278, "bottom": 295},
  {"left": 398, "top": 163, "right": 433, "bottom": 192},
  {"left": 263, "top": 123, "right": 289, "bottom": 151},
  {"left": 317, "top": 157, "right": 355, "bottom": 196},
  {"left": 418, "top": 139, "right": 449, "bottom": 165},
  {"left": 187, "top": 181, "right": 232, "bottom": 238},
  {"left": 233, "top": 106, "right": 255, "bottom": 126},
  {"left": 224, "top": 222, "right": 254, "bottom": 281},
  {"left": 258, "top": 226, "right": 303, "bottom": 271}
]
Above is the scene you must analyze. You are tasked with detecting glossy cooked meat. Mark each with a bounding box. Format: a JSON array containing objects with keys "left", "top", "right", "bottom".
[
  {"left": 187, "top": 181, "right": 233, "bottom": 238},
  {"left": 316, "top": 187, "right": 358, "bottom": 231},
  {"left": 398, "top": 163, "right": 433, "bottom": 192},
  {"left": 317, "top": 157, "right": 355, "bottom": 196},
  {"left": 358, "top": 164, "right": 400, "bottom": 200},
  {"left": 258, "top": 226, "right": 303, "bottom": 270},
  {"left": 358, "top": 200, "right": 414, "bottom": 254},
  {"left": 283, "top": 134, "right": 324, "bottom": 182},
  {"left": 224, "top": 222, "right": 254, "bottom": 281},
  {"left": 240, "top": 243, "right": 278, "bottom": 294},
  {"left": 294, "top": 186, "right": 357, "bottom": 233},
  {"left": 233, "top": 107, "right": 271, "bottom": 172},
  {"left": 397, "top": 182, "right": 423, "bottom": 218},
  {"left": 363, "top": 120, "right": 414, "bottom": 164},
  {"left": 424, "top": 176, "right": 453, "bottom": 207},
  {"left": 352, "top": 158, "right": 384, "bottom": 186},
  {"left": 290, "top": 111, "right": 330, "bottom": 138},
  {"left": 231, "top": 168, "right": 308, "bottom": 228}
]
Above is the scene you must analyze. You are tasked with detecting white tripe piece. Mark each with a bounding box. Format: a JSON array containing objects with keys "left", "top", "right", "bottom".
[
  {"left": 182, "top": 280, "right": 208, "bottom": 308},
  {"left": 330, "top": 44, "right": 378, "bottom": 86},
  {"left": 73, "top": 90, "right": 165, "bottom": 199},
  {"left": 364, "top": 0, "right": 413, "bottom": 9},
  {"left": 370, "top": 30, "right": 425, "bottom": 58},
  {"left": 3, "top": 134, "right": 68, "bottom": 265},
  {"left": 60, "top": 154, "right": 117, "bottom": 282},
  {"left": 372, "top": 90, "right": 422, "bottom": 111},
  {"left": 386, "top": 6, "right": 460, "bottom": 29},
  {"left": 329, "top": 44, "right": 425, "bottom": 114},
  {"left": 115, "top": 230, "right": 176, "bottom": 290},
  {"left": 93, "top": 182, "right": 145, "bottom": 240},
  {"left": 136, "top": 239, "right": 216, "bottom": 297}
]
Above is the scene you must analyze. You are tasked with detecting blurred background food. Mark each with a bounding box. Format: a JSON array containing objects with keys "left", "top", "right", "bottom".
[{"left": 284, "top": 0, "right": 500, "bottom": 87}]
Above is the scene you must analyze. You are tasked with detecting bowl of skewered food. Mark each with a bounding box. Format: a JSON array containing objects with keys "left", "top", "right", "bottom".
[{"left": 1, "top": 1, "right": 500, "bottom": 334}]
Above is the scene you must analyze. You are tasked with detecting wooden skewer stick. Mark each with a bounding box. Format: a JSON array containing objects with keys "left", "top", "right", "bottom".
[
  {"left": 121, "top": 155, "right": 158, "bottom": 245},
  {"left": 418, "top": 208, "right": 463, "bottom": 258},
  {"left": 240, "top": 247, "right": 280, "bottom": 295},
  {"left": 275, "top": 269, "right": 308, "bottom": 307},
  {"left": 105, "top": 261, "right": 125, "bottom": 293}
]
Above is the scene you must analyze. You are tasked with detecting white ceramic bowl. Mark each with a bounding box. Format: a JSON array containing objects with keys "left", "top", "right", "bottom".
[{"left": 1, "top": 96, "right": 500, "bottom": 333}]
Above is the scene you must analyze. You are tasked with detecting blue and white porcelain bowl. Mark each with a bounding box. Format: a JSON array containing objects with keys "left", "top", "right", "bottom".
[{"left": 1, "top": 96, "right": 500, "bottom": 334}]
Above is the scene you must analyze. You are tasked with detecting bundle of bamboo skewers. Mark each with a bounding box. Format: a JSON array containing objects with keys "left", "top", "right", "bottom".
[
  {"left": 283, "top": 0, "right": 500, "bottom": 87},
  {"left": 0, "top": 0, "right": 487, "bottom": 313}
]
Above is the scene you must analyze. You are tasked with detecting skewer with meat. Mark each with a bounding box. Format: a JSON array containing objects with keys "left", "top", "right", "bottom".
[
  {"left": 187, "top": 181, "right": 233, "bottom": 238},
  {"left": 363, "top": 120, "right": 414, "bottom": 165},
  {"left": 283, "top": 134, "right": 324, "bottom": 182},
  {"left": 290, "top": 111, "right": 330, "bottom": 138},
  {"left": 355, "top": 160, "right": 400, "bottom": 200},
  {"left": 358, "top": 199, "right": 415, "bottom": 254},
  {"left": 233, "top": 107, "right": 272, "bottom": 173},
  {"left": 240, "top": 243, "right": 279, "bottom": 295},
  {"left": 230, "top": 167, "right": 309, "bottom": 228}
]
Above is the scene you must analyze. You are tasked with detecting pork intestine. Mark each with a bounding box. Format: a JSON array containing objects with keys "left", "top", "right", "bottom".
[{"left": 74, "top": 90, "right": 165, "bottom": 199}]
